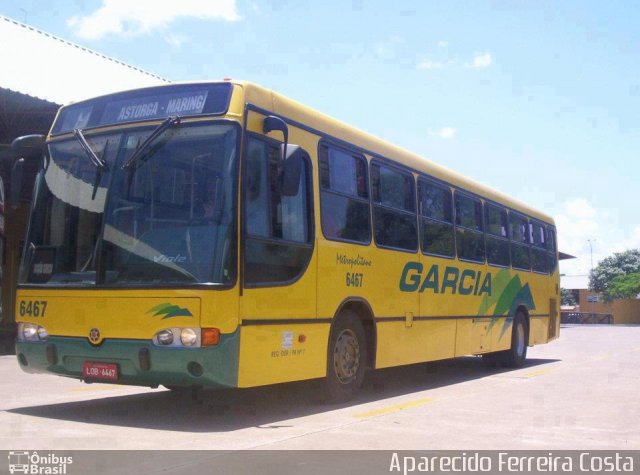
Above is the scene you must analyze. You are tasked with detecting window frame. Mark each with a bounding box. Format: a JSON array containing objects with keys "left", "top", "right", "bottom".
[
  {"left": 529, "top": 218, "right": 549, "bottom": 274},
  {"left": 318, "top": 140, "right": 372, "bottom": 246},
  {"left": 417, "top": 176, "right": 456, "bottom": 259},
  {"left": 509, "top": 211, "right": 531, "bottom": 272},
  {"left": 370, "top": 158, "right": 418, "bottom": 253},
  {"left": 484, "top": 201, "right": 511, "bottom": 268},
  {"left": 546, "top": 225, "right": 558, "bottom": 275},
  {"left": 453, "top": 189, "right": 486, "bottom": 264},
  {"left": 530, "top": 219, "right": 547, "bottom": 249},
  {"left": 241, "top": 131, "right": 315, "bottom": 289}
]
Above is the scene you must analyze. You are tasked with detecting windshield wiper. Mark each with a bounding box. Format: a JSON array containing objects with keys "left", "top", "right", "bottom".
[
  {"left": 122, "top": 116, "right": 181, "bottom": 170},
  {"left": 73, "top": 128, "right": 109, "bottom": 169}
]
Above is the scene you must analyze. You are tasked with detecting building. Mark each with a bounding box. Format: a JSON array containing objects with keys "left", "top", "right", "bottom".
[
  {"left": 0, "top": 15, "right": 170, "bottom": 348},
  {"left": 561, "top": 274, "right": 640, "bottom": 324}
]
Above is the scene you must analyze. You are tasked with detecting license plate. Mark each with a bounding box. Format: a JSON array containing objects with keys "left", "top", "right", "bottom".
[{"left": 82, "top": 362, "right": 118, "bottom": 381}]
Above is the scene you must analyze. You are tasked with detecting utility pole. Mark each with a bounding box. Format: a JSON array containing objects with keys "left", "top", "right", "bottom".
[{"left": 587, "top": 239, "right": 595, "bottom": 272}]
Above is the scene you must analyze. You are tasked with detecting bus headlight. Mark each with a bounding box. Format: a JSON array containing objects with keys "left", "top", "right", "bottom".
[
  {"left": 180, "top": 328, "right": 198, "bottom": 347},
  {"left": 156, "top": 329, "right": 174, "bottom": 346},
  {"left": 153, "top": 328, "right": 201, "bottom": 347},
  {"left": 18, "top": 323, "right": 48, "bottom": 341},
  {"left": 37, "top": 326, "right": 48, "bottom": 340}
]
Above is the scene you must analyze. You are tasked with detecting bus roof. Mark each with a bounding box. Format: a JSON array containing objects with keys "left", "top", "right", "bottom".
[{"left": 236, "top": 80, "right": 554, "bottom": 225}]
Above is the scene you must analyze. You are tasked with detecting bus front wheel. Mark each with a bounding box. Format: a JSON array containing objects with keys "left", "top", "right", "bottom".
[{"left": 326, "top": 312, "right": 367, "bottom": 403}]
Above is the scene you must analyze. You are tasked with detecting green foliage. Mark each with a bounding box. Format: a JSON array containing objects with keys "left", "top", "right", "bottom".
[
  {"left": 589, "top": 249, "right": 640, "bottom": 294},
  {"left": 607, "top": 273, "right": 640, "bottom": 300},
  {"left": 560, "top": 288, "right": 577, "bottom": 306}
]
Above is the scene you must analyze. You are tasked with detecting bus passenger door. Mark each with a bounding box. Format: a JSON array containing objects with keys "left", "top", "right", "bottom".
[{"left": 237, "top": 123, "right": 320, "bottom": 387}]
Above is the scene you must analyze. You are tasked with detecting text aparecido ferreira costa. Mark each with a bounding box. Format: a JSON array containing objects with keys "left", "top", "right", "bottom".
[{"left": 389, "top": 452, "right": 635, "bottom": 473}]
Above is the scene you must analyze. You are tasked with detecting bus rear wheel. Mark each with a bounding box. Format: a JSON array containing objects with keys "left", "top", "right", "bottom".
[
  {"left": 503, "top": 312, "right": 528, "bottom": 367},
  {"left": 326, "top": 312, "right": 367, "bottom": 403},
  {"left": 483, "top": 312, "right": 528, "bottom": 367}
]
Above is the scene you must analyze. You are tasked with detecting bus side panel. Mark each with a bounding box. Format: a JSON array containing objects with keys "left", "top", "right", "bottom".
[
  {"left": 317, "top": 241, "right": 420, "bottom": 369},
  {"left": 454, "top": 318, "right": 489, "bottom": 356},
  {"left": 419, "top": 256, "right": 491, "bottom": 358},
  {"left": 375, "top": 319, "right": 456, "bottom": 368},
  {"left": 527, "top": 271, "right": 556, "bottom": 345},
  {"left": 316, "top": 240, "right": 378, "bottom": 318},
  {"left": 488, "top": 316, "right": 513, "bottom": 353},
  {"left": 236, "top": 324, "right": 329, "bottom": 387},
  {"left": 529, "top": 317, "right": 549, "bottom": 345},
  {"left": 199, "top": 288, "right": 240, "bottom": 335}
]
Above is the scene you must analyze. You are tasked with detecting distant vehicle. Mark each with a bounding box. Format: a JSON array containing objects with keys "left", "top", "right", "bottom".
[{"left": 14, "top": 81, "right": 559, "bottom": 401}]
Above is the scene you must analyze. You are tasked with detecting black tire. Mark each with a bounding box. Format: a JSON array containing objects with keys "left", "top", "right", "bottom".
[
  {"left": 326, "top": 311, "right": 368, "bottom": 403},
  {"left": 502, "top": 311, "right": 528, "bottom": 367}
]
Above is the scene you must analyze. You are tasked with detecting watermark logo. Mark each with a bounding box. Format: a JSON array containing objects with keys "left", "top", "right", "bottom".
[{"left": 8, "top": 451, "right": 73, "bottom": 474}]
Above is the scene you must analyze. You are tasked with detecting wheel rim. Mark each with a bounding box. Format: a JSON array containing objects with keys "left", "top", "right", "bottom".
[
  {"left": 333, "top": 329, "right": 360, "bottom": 384},
  {"left": 516, "top": 322, "right": 526, "bottom": 356}
]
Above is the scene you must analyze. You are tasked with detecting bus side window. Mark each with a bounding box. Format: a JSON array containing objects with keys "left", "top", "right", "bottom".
[
  {"left": 547, "top": 226, "right": 558, "bottom": 274},
  {"left": 245, "top": 140, "right": 271, "bottom": 238},
  {"left": 531, "top": 220, "right": 549, "bottom": 273},
  {"left": 485, "top": 203, "right": 510, "bottom": 267},
  {"left": 370, "top": 162, "right": 417, "bottom": 252},
  {"left": 510, "top": 213, "right": 531, "bottom": 271},
  {"left": 244, "top": 137, "right": 313, "bottom": 285},
  {"left": 318, "top": 145, "right": 370, "bottom": 243},
  {"left": 454, "top": 192, "right": 484, "bottom": 262},
  {"left": 418, "top": 179, "right": 455, "bottom": 258}
]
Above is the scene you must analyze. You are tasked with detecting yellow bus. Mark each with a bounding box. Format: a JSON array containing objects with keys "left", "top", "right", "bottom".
[{"left": 14, "top": 81, "right": 559, "bottom": 401}]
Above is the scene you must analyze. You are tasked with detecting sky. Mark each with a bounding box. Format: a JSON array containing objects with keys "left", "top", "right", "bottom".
[{"left": 1, "top": 0, "right": 639, "bottom": 279}]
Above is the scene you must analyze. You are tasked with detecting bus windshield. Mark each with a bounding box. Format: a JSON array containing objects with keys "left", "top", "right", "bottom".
[{"left": 20, "top": 122, "right": 239, "bottom": 287}]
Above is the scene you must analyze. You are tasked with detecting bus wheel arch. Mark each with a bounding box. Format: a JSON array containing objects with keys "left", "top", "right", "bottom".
[
  {"left": 325, "top": 299, "right": 375, "bottom": 402},
  {"left": 333, "top": 298, "right": 376, "bottom": 370}
]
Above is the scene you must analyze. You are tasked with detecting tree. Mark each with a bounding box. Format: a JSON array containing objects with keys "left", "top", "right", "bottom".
[
  {"left": 560, "top": 288, "right": 576, "bottom": 306},
  {"left": 607, "top": 273, "right": 640, "bottom": 300},
  {"left": 589, "top": 248, "right": 640, "bottom": 292},
  {"left": 589, "top": 249, "right": 640, "bottom": 302}
]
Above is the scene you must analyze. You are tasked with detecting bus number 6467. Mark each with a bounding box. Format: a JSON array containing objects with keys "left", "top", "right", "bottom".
[
  {"left": 346, "top": 273, "right": 363, "bottom": 287},
  {"left": 19, "top": 300, "right": 48, "bottom": 318}
]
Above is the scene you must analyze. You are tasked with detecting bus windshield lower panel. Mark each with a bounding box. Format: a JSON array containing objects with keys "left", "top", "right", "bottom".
[{"left": 20, "top": 122, "right": 238, "bottom": 287}]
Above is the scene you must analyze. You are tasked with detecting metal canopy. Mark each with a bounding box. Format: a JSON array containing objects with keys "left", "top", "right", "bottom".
[{"left": 0, "top": 15, "right": 170, "bottom": 143}]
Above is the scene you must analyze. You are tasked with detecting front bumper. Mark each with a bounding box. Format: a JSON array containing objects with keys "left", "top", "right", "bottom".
[{"left": 16, "top": 331, "right": 240, "bottom": 388}]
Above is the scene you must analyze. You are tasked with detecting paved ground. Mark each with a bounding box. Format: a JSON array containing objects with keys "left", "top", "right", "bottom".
[{"left": 1, "top": 325, "right": 638, "bottom": 450}]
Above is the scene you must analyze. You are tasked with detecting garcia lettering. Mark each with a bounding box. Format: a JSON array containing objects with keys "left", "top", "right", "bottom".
[{"left": 400, "top": 262, "right": 492, "bottom": 296}]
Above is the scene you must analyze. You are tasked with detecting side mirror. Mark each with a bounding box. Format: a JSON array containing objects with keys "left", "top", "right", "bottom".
[
  {"left": 263, "top": 115, "right": 305, "bottom": 196},
  {"left": 263, "top": 115, "right": 289, "bottom": 161},
  {"left": 9, "top": 135, "right": 45, "bottom": 207},
  {"left": 263, "top": 116, "right": 288, "bottom": 143},
  {"left": 281, "top": 145, "right": 305, "bottom": 197},
  {"left": 12, "top": 134, "right": 45, "bottom": 161}
]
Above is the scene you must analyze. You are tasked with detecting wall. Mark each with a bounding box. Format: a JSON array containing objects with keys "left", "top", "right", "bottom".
[{"left": 577, "top": 289, "right": 640, "bottom": 324}]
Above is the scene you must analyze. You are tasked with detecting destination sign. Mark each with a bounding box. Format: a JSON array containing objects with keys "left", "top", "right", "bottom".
[
  {"left": 51, "top": 83, "right": 232, "bottom": 135},
  {"left": 102, "top": 90, "right": 209, "bottom": 123}
]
